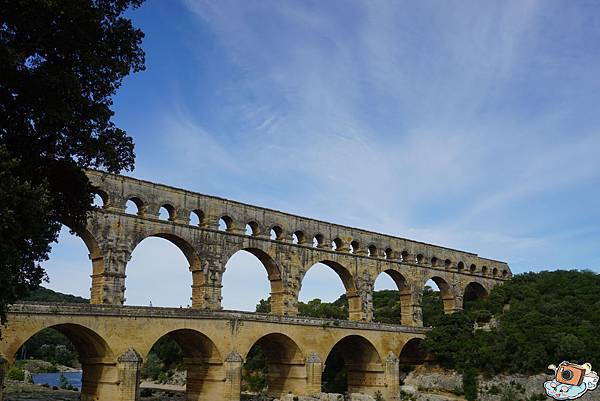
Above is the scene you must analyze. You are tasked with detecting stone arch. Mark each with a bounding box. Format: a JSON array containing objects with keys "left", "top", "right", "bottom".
[
  {"left": 243, "top": 332, "right": 305, "bottom": 397},
  {"left": 123, "top": 194, "right": 146, "bottom": 216},
  {"left": 399, "top": 338, "right": 427, "bottom": 365},
  {"left": 323, "top": 335, "right": 384, "bottom": 395},
  {"left": 11, "top": 323, "right": 114, "bottom": 400},
  {"left": 423, "top": 276, "right": 458, "bottom": 315},
  {"left": 157, "top": 202, "right": 176, "bottom": 221},
  {"left": 222, "top": 247, "right": 286, "bottom": 315},
  {"left": 53, "top": 222, "right": 104, "bottom": 305},
  {"left": 128, "top": 232, "right": 200, "bottom": 307},
  {"left": 463, "top": 281, "right": 489, "bottom": 309},
  {"left": 299, "top": 259, "right": 364, "bottom": 320},
  {"left": 143, "top": 329, "right": 223, "bottom": 400}
]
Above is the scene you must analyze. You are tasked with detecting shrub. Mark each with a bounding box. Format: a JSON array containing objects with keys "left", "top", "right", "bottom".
[
  {"left": 140, "top": 388, "right": 154, "bottom": 397},
  {"left": 6, "top": 366, "right": 25, "bottom": 381}
]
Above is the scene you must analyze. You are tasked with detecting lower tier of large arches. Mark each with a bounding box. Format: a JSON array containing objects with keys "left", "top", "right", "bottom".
[{"left": 0, "top": 304, "right": 431, "bottom": 401}]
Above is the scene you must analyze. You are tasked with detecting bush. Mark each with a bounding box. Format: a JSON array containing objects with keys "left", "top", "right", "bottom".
[
  {"left": 6, "top": 366, "right": 25, "bottom": 381},
  {"left": 463, "top": 368, "right": 478, "bottom": 401},
  {"left": 140, "top": 388, "right": 154, "bottom": 397}
]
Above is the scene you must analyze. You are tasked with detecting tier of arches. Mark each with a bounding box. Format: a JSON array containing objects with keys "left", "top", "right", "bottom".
[
  {"left": 91, "top": 186, "right": 509, "bottom": 279},
  {"left": 4, "top": 321, "right": 429, "bottom": 400},
  {"left": 61, "top": 222, "right": 491, "bottom": 326}
]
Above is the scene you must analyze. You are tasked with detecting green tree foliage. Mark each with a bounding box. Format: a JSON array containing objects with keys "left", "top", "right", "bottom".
[
  {"left": 0, "top": 0, "right": 145, "bottom": 325},
  {"left": 24, "top": 286, "right": 88, "bottom": 303},
  {"left": 425, "top": 270, "right": 600, "bottom": 376}
]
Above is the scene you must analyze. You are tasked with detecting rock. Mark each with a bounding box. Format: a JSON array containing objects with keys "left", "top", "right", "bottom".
[{"left": 349, "top": 394, "right": 375, "bottom": 401}]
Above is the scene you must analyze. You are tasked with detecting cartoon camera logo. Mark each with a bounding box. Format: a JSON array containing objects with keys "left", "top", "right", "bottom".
[{"left": 544, "top": 361, "right": 598, "bottom": 400}]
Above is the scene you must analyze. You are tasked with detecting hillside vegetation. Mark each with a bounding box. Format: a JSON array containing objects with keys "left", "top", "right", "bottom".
[{"left": 426, "top": 270, "right": 600, "bottom": 376}]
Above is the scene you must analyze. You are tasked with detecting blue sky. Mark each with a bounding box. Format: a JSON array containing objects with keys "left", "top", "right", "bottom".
[{"left": 44, "top": 0, "right": 600, "bottom": 309}]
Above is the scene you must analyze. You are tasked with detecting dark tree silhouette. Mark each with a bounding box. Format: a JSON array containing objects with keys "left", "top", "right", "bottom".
[{"left": 0, "top": 0, "right": 145, "bottom": 324}]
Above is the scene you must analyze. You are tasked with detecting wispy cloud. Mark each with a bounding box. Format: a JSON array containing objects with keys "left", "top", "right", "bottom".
[{"left": 43, "top": 1, "right": 600, "bottom": 306}]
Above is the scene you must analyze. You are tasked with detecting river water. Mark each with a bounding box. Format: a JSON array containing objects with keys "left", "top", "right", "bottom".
[{"left": 31, "top": 372, "right": 82, "bottom": 390}]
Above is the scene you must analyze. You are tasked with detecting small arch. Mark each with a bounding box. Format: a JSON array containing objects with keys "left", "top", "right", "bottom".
[
  {"left": 502, "top": 269, "right": 509, "bottom": 278},
  {"left": 125, "top": 197, "right": 144, "bottom": 216},
  {"left": 401, "top": 251, "right": 409, "bottom": 262},
  {"left": 270, "top": 225, "right": 283, "bottom": 240},
  {"left": 332, "top": 237, "right": 344, "bottom": 251},
  {"left": 444, "top": 259, "right": 451, "bottom": 268},
  {"left": 384, "top": 248, "right": 394, "bottom": 259},
  {"left": 457, "top": 261, "right": 465, "bottom": 272},
  {"left": 292, "top": 230, "right": 305, "bottom": 245},
  {"left": 469, "top": 263, "right": 477, "bottom": 273},
  {"left": 350, "top": 240, "right": 359, "bottom": 254},
  {"left": 322, "top": 335, "right": 383, "bottom": 394},
  {"left": 481, "top": 266, "right": 488, "bottom": 275},
  {"left": 313, "top": 233, "right": 324, "bottom": 248},
  {"left": 416, "top": 253, "right": 424, "bottom": 264},
  {"left": 189, "top": 209, "right": 205, "bottom": 227},
  {"left": 159, "top": 203, "right": 175, "bottom": 221},
  {"left": 431, "top": 257, "right": 438, "bottom": 267},
  {"left": 219, "top": 215, "right": 233, "bottom": 231},
  {"left": 245, "top": 221, "right": 260, "bottom": 236},
  {"left": 368, "top": 244, "right": 377, "bottom": 257},
  {"left": 92, "top": 190, "right": 108, "bottom": 208},
  {"left": 492, "top": 267, "right": 498, "bottom": 277}
]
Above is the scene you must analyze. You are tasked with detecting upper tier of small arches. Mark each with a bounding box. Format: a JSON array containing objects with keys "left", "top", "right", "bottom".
[{"left": 88, "top": 170, "right": 511, "bottom": 279}]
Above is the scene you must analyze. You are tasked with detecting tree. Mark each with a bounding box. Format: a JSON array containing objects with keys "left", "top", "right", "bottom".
[{"left": 0, "top": 0, "right": 145, "bottom": 324}]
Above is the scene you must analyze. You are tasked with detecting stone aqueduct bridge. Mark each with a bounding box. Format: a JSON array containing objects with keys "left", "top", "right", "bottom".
[{"left": 0, "top": 171, "right": 512, "bottom": 401}]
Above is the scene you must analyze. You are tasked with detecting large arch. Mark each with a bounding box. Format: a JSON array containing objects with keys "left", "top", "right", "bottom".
[
  {"left": 423, "top": 276, "right": 458, "bottom": 315},
  {"left": 221, "top": 247, "right": 284, "bottom": 314},
  {"left": 463, "top": 281, "right": 489, "bottom": 309},
  {"left": 243, "top": 333, "right": 305, "bottom": 397},
  {"left": 141, "top": 329, "right": 223, "bottom": 401},
  {"left": 12, "top": 324, "right": 113, "bottom": 401},
  {"left": 299, "top": 260, "right": 361, "bottom": 320},
  {"left": 398, "top": 338, "right": 432, "bottom": 385},
  {"left": 40, "top": 223, "right": 102, "bottom": 302},
  {"left": 126, "top": 233, "right": 199, "bottom": 307},
  {"left": 322, "top": 335, "right": 384, "bottom": 396},
  {"left": 373, "top": 269, "right": 412, "bottom": 325}
]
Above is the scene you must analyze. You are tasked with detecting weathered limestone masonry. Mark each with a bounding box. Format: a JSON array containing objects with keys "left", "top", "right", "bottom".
[
  {"left": 0, "top": 171, "right": 512, "bottom": 401},
  {"left": 83, "top": 170, "right": 510, "bottom": 324},
  {"left": 2, "top": 304, "right": 428, "bottom": 401}
]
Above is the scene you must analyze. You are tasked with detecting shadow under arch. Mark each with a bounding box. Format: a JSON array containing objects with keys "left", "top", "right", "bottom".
[
  {"left": 373, "top": 269, "right": 412, "bottom": 325},
  {"left": 142, "top": 329, "right": 223, "bottom": 400},
  {"left": 243, "top": 332, "right": 305, "bottom": 397},
  {"left": 14, "top": 323, "right": 113, "bottom": 400},
  {"left": 398, "top": 338, "right": 433, "bottom": 384},
  {"left": 322, "top": 335, "right": 384, "bottom": 395},
  {"left": 222, "top": 247, "right": 285, "bottom": 314},
  {"left": 300, "top": 259, "right": 363, "bottom": 321},
  {"left": 463, "top": 281, "right": 489, "bottom": 310}
]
